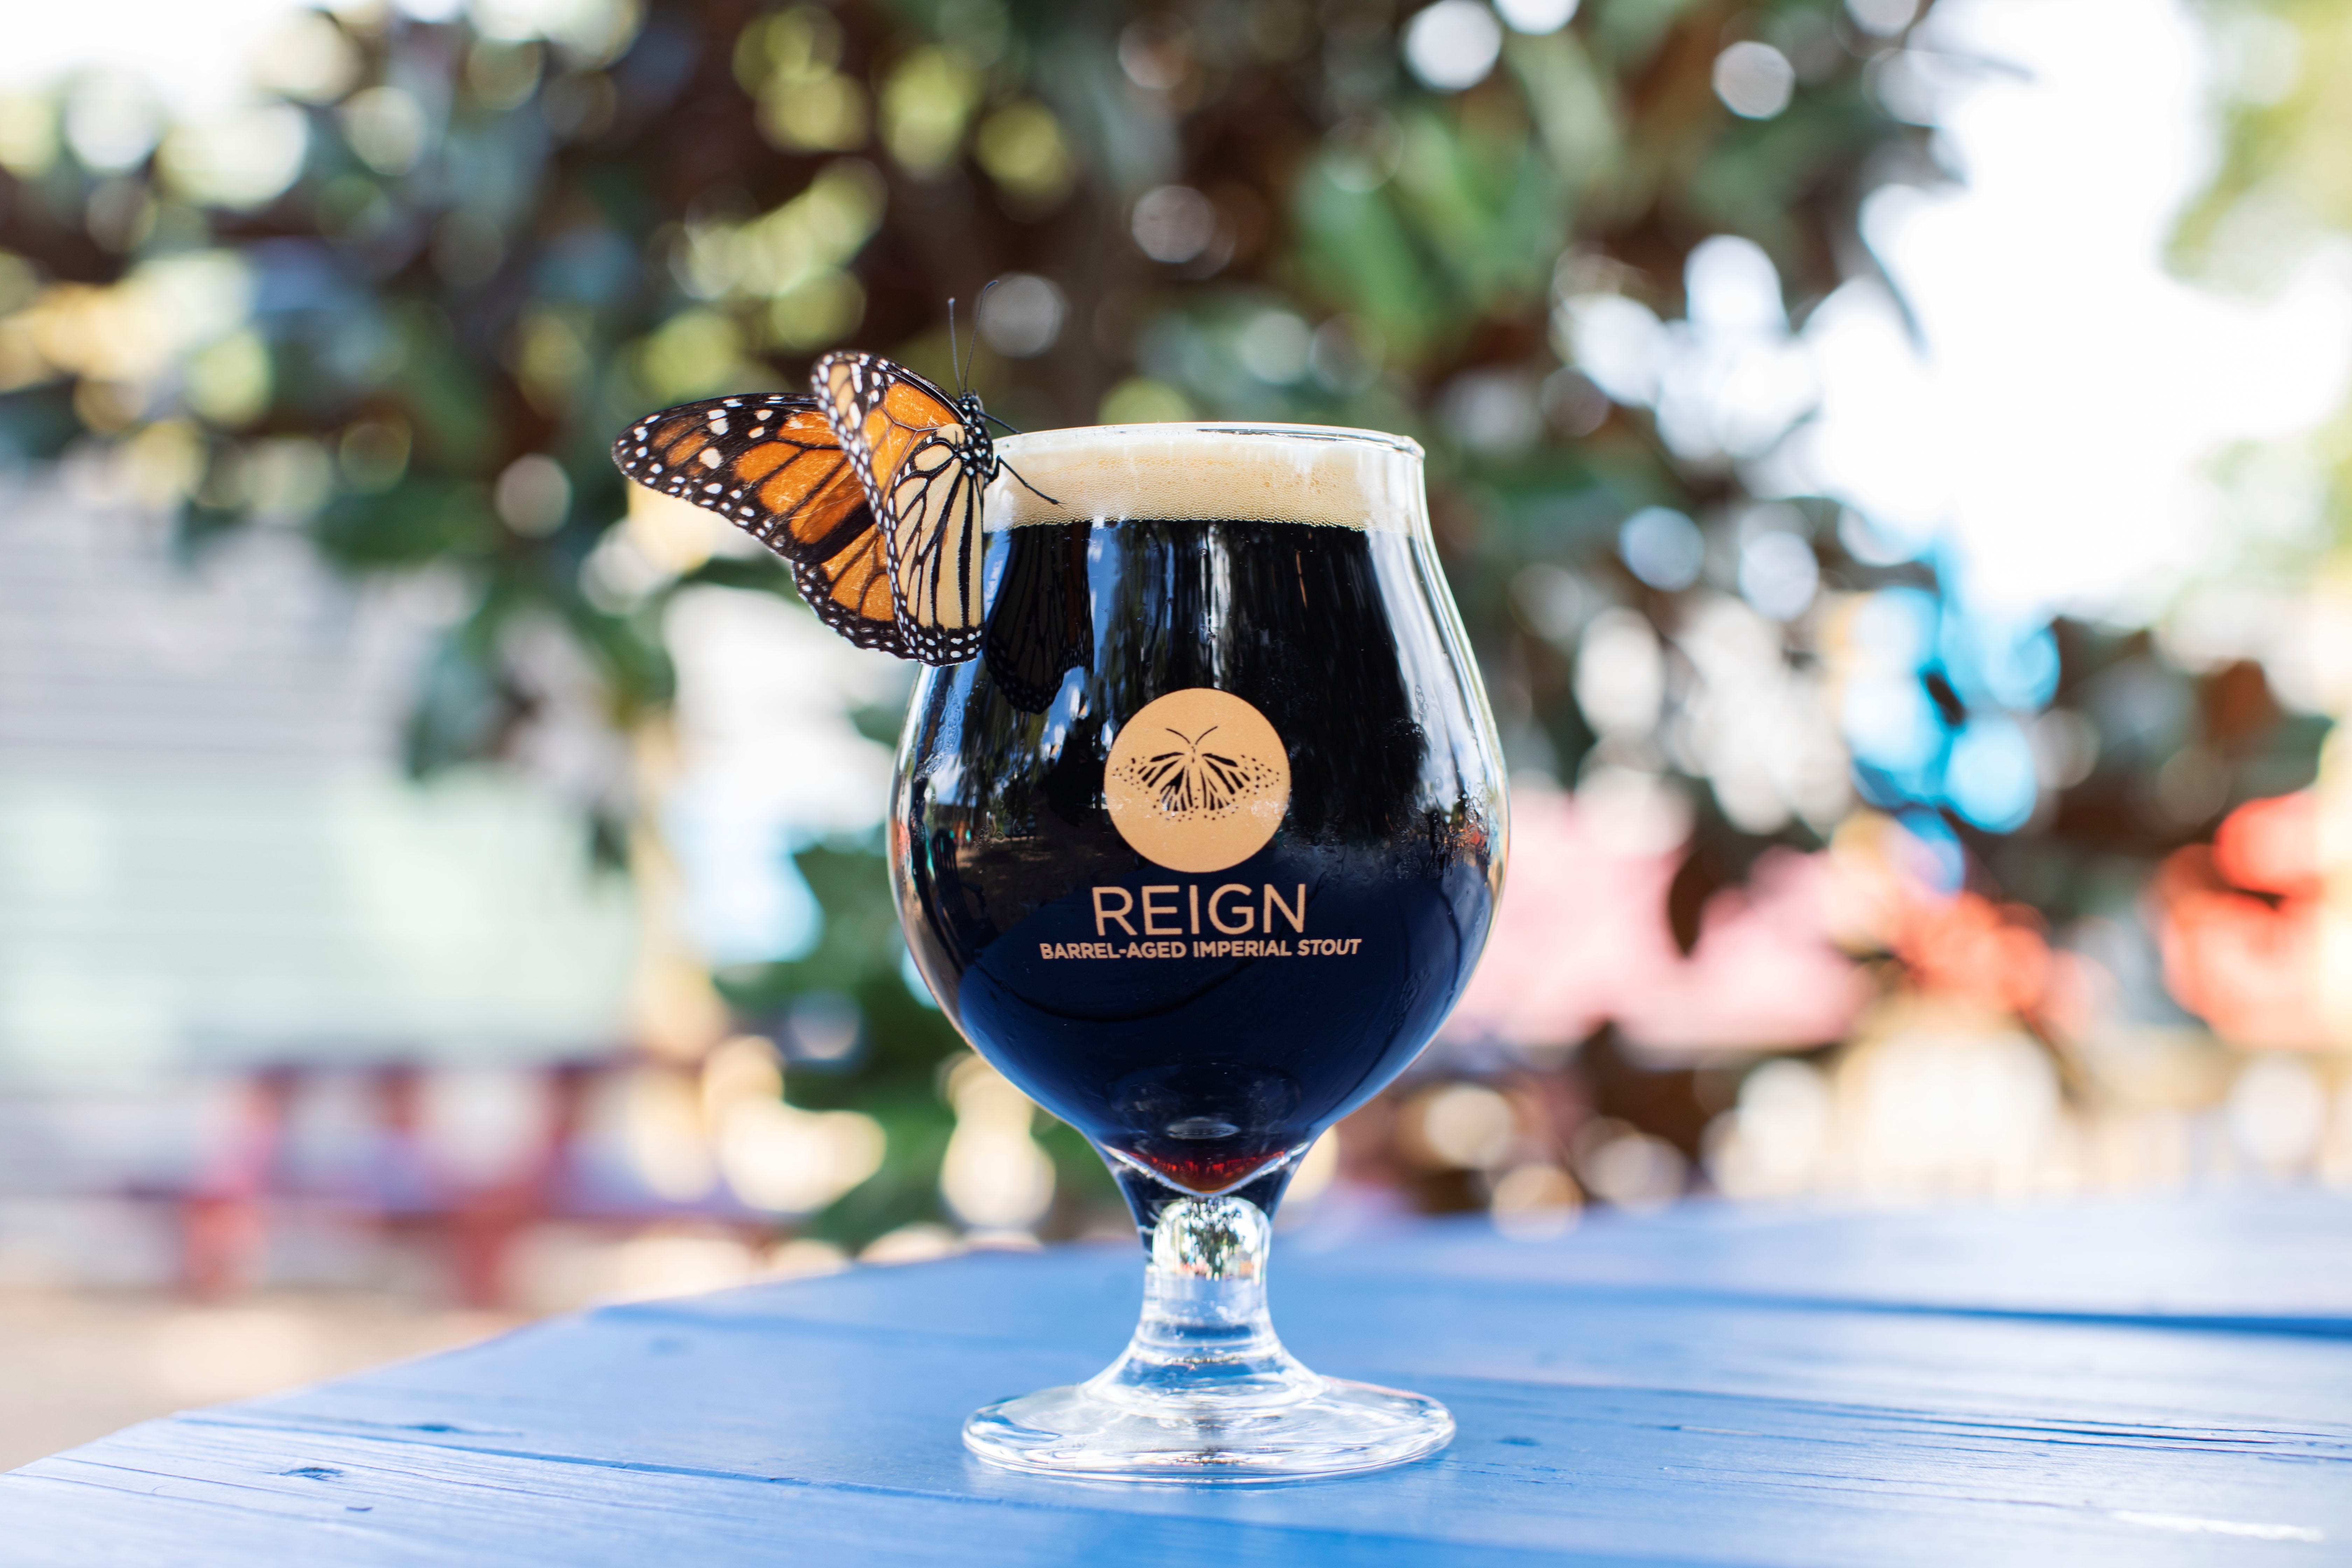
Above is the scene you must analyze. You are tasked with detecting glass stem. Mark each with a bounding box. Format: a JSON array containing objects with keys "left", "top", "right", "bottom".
[{"left": 1088, "top": 1192, "right": 1323, "bottom": 1412}]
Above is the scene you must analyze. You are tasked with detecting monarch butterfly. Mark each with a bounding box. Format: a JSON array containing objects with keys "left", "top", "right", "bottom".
[
  {"left": 610, "top": 293, "right": 1067, "bottom": 662},
  {"left": 812, "top": 350, "right": 999, "bottom": 666},
  {"left": 609, "top": 391, "right": 908, "bottom": 655}
]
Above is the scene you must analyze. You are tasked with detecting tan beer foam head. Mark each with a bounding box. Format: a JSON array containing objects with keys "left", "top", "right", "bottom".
[{"left": 984, "top": 423, "right": 1427, "bottom": 532}]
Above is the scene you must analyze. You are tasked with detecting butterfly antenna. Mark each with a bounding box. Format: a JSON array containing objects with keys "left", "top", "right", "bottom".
[
  {"left": 958, "top": 278, "right": 1003, "bottom": 399},
  {"left": 947, "top": 296, "right": 964, "bottom": 393},
  {"left": 1004, "top": 460, "right": 1061, "bottom": 508}
]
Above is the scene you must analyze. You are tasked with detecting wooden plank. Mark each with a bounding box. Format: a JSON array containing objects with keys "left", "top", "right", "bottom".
[
  {"left": 13, "top": 1352, "right": 2341, "bottom": 1565},
  {"left": 1331, "top": 1194, "right": 2352, "bottom": 1325},
  {"left": 608, "top": 1246, "right": 2352, "bottom": 1431},
  {"left": 639, "top": 1195, "right": 2352, "bottom": 1335},
  {"left": 25, "top": 1280, "right": 2347, "bottom": 1563},
  {"left": 2, "top": 1423, "right": 1601, "bottom": 1568},
  {"left": 7, "top": 1198, "right": 2347, "bottom": 1564}
]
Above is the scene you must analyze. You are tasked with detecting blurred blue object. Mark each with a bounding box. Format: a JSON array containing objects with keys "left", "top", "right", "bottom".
[
  {"left": 1944, "top": 713, "right": 2039, "bottom": 832},
  {"left": 1617, "top": 506, "right": 1703, "bottom": 591},
  {"left": 1940, "top": 607, "right": 2060, "bottom": 713},
  {"left": 663, "top": 796, "right": 824, "bottom": 968}
]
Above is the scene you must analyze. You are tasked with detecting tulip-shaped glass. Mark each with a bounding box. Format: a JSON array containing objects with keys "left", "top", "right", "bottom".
[{"left": 893, "top": 424, "right": 1506, "bottom": 1480}]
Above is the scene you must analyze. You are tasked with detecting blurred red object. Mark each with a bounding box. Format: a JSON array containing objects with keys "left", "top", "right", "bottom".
[
  {"left": 181, "top": 1062, "right": 601, "bottom": 1307},
  {"left": 2213, "top": 789, "right": 2323, "bottom": 899},
  {"left": 1894, "top": 892, "right": 2054, "bottom": 1019},
  {"left": 1445, "top": 788, "right": 1868, "bottom": 1055},
  {"left": 2153, "top": 791, "right": 2330, "bottom": 1049},
  {"left": 182, "top": 1070, "right": 297, "bottom": 1299}
]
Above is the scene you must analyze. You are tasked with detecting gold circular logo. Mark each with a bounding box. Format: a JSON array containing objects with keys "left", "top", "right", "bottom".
[{"left": 1104, "top": 688, "right": 1290, "bottom": 873}]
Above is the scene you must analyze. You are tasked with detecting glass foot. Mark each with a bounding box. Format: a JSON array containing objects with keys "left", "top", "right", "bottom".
[
  {"left": 963, "top": 1190, "right": 1452, "bottom": 1481},
  {"left": 964, "top": 1376, "right": 1454, "bottom": 1481}
]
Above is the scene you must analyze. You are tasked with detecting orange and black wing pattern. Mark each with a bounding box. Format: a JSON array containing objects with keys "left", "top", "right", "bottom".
[
  {"left": 790, "top": 527, "right": 907, "bottom": 655},
  {"left": 814, "top": 352, "right": 994, "bottom": 667},
  {"left": 611, "top": 393, "right": 873, "bottom": 564},
  {"left": 611, "top": 392, "right": 904, "bottom": 654}
]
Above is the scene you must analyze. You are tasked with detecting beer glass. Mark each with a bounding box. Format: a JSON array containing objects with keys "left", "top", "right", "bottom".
[{"left": 892, "top": 423, "right": 1506, "bottom": 1479}]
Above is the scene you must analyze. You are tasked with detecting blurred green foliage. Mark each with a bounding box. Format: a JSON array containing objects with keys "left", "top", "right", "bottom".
[
  {"left": 2180, "top": 0, "right": 2352, "bottom": 545},
  {"left": 9, "top": 0, "right": 2326, "bottom": 1240}
]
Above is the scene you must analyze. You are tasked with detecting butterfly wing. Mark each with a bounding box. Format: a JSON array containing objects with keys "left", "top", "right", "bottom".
[
  {"left": 815, "top": 352, "right": 992, "bottom": 666},
  {"left": 612, "top": 391, "right": 904, "bottom": 652},
  {"left": 982, "top": 520, "right": 1093, "bottom": 712},
  {"left": 791, "top": 526, "right": 910, "bottom": 657},
  {"left": 611, "top": 393, "right": 873, "bottom": 566},
  {"left": 883, "top": 430, "right": 990, "bottom": 665}
]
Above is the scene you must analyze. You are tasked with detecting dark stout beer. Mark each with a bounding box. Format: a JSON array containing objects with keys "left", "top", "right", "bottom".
[{"left": 894, "top": 499, "right": 1503, "bottom": 1193}]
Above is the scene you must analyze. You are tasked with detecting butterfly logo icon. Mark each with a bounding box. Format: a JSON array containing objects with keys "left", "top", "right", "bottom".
[
  {"left": 1128, "top": 726, "right": 1282, "bottom": 818},
  {"left": 1104, "top": 688, "right": 1292, "bottom": 872}
]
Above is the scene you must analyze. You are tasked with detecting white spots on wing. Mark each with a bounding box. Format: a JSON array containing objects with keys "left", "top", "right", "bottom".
[
  {"left": 699, "top": 448, "right": 723, "bottom": 469},
  {"left": 704, "top": 483, "right": 721, "bottom": 493}
]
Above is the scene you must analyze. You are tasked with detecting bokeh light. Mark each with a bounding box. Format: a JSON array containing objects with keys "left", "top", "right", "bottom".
[
  {"left": 1712, "top": 42, "right": 1795, "bottom": 120},
  {"left": 1403, "top": 2, "right": 1505, "bottom": 93},
  {"left": 2, "top": 0, "right": 2351, "bottom": 1465},
  {"left": 1618, "top": 507, "right": 1704, "bottom": 591}
]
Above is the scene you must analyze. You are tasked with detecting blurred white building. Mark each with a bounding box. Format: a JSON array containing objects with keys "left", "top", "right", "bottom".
[{"left": 0, "top": 468, "right": 636, "bottom": 1089}]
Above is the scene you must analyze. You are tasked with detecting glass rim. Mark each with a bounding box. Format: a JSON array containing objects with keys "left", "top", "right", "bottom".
[{"left": 994, "top": 421, "right": 1425, "bottom": 462}]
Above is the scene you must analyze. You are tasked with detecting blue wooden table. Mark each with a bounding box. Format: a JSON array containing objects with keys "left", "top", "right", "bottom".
[{"left": 8, "top": 1195, "right": 2347, "bottom": 1564}]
